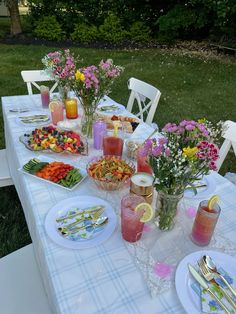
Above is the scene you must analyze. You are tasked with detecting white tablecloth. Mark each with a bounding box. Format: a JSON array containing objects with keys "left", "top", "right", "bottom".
[{"left": 2, "top": 94, "right": 236, "bottom": 314}]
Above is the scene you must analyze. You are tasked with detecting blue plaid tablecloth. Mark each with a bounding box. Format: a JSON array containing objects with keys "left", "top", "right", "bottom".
[{"left": 2, "top": 94, "right": 236, "bottom": 314}]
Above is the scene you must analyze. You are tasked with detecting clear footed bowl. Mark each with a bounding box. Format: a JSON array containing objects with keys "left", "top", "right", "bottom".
[{"left": 86, "top": 155, "right": 135, "bottom": 191}]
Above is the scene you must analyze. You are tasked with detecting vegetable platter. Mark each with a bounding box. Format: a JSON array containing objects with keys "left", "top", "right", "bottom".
[{"left": 18, "top": 155, "right": 87, "bottom": 190}]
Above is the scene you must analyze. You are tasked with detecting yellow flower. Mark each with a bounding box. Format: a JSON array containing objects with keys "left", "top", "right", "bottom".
[
  {"left": 182, "top": 146, "right": 198, "bottom": 158},
  {"left": 198, "top": 118, "right": 206, "bottom": 124},
  {"left": 75, "top": 70, "right": 85, "bottom": 81}
]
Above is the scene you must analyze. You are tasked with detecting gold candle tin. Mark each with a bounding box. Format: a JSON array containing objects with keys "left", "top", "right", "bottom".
[{"left": 130, "top": 172, "right": 154, "bottom": 204}]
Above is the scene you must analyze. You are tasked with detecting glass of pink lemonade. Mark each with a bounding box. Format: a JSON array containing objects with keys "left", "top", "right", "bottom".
[
  {"left": 191, "top": 200, "right": 221, "bottom": 246},
  {"left": 103, "top": 126, "right": 124, "bottom": 156},
  {"left": 137, "top": 147, "right": 153, "bottom": 174},
  {"left": 121, "top": 194, "right": 146, "bottom": 242},
  {"left": 49, "top": 99, "right": 64, "bottom": 125},
  {"left": 40, "top": 85, "right": 50, "bottom": 108}
]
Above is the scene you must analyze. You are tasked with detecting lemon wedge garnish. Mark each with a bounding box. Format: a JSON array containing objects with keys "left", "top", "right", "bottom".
[
  {"left": 207, "top": 195, "right": 220, "bottom": 210},
  {"left": 49, "top": 101, "right": 57, "bottom": 113},
  {"left": 134, "top": 202, "right": 154, "bottom": 223}
]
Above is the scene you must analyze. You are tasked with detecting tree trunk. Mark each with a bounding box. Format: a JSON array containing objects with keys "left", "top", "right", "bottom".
[{"left": 6, "top": 0, "right": 22, "bottom": 35}]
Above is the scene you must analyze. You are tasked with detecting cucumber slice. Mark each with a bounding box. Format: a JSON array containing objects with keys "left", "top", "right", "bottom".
[
  {"left": 28, "top": 162, "right": 49, "bottom": 174},
  {"left": 23, "top": 158, "right": 41, "bottom": 172}
]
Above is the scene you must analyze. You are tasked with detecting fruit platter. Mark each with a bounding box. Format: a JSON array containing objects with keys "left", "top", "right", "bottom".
[
  {"left": 19, "top": 156, "right": 87, "bottom": 190},
  {"left": 19, "top": 125, "right": 88, "bottom": 155}
]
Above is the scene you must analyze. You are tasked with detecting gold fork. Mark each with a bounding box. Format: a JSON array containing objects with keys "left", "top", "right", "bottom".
[{"left": 198, "top": 258, "right": 236, "bottom": 311}]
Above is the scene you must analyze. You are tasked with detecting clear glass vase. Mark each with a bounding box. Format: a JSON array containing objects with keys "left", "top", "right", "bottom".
[
  {"left": 81, "top": 111, "right": 94, "bottom": 138},
  {"left": 155, "top": 191, "right": 183, "bottom": 231},
  {"left": 58, "top": 84, "right": 69, "bottom": 103},
  {"left": 79, "top": 96, "right": 100, "bottom": 138}
]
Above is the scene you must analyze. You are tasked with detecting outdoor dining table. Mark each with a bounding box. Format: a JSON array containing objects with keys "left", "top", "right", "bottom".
[{"left": 2, "top": 93, "right": 236, "bottom": 314}]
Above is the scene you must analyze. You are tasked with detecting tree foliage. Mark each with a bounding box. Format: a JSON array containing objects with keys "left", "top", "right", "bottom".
[{"left": 24, "top": 0, "right": 236, "bottom": 43}]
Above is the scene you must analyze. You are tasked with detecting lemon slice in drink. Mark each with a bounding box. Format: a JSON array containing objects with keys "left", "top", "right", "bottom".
[
  {"left": 49, "top": 101, "right": 57, "bottom": 112},
  {"left": 134, "top": 202, "right": 154, "bottom": 223},
  {"left": 207, "top": 195, "right": 220, "bottom": 210}
]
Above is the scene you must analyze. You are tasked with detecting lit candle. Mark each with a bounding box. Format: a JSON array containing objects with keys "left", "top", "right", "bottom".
[{"left": 130, "top": 172, "right": 154, "bottom": 204}]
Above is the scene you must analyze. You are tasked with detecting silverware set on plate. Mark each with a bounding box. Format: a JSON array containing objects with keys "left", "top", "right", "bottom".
[
  {"left": 56, "top": 205, "right": 109, "bottom": 237},
  {"left": 188, "top": 255, "right": 236, "bottom": 313}
]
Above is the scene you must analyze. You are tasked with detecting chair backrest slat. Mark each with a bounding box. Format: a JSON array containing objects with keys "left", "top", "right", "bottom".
[
  {"left": 127, "top": 77, "right": 161, "bottom": 125},
  {"left": 216, "top": 120, "right": 236, "bottom": 171},
  {"left": 21, "top": 70, "right": 58, "bottom": 95}
]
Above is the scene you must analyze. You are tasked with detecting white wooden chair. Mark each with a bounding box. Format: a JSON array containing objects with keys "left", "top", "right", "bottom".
[
  {"left": 126, "top": 77, "right": 161, "bottom": 125},
  {"left": 21, "top": 70, "right": 58, "bottom": 95},
  {"left": 216, "top": 120, "right": 236, "bottom": 171},
  {"left": 0, "top": 149, "right": 13, "bottom": 187},
  {"left": 0, "top": 244, "right": 52, "bottom": 314}
]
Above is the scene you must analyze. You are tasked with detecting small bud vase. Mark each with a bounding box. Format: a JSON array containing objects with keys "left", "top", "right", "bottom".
[{"left": 155, "top": 191, "right": 183, "bottom": 231}]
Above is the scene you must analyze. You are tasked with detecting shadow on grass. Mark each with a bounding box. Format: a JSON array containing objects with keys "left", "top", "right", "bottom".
[{"left": 0, "top": 185, "right": 31, "bottom": 257}]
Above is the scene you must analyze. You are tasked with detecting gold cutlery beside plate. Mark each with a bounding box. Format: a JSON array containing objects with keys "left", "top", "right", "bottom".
[
  {"left": 175, "top": 251, "right": 236, "bottom": 314},
  {"left": 45, "top": 196, "right": 117, "bottom": 249}
]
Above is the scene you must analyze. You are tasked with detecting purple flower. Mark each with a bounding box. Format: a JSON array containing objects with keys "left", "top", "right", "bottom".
[
  {"left": 165, "top": 147, "right": 171, "bottom": 156},
  {"left": 162, "top": 123, "right": 178, "bottom": 133},
  {"left": 158, "top": 137, "right": 167, "bottom": 145},
  {"left": 185, "top": 124, "right": 195, "bottom": 131},
  {"left": 152, "top": 145, "right": 163, "bottom": 157}
]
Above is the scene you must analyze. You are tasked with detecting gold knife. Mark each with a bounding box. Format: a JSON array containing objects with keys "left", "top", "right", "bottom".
[{"left": 188, "top": 264, "right": 232, "bottom": 314}]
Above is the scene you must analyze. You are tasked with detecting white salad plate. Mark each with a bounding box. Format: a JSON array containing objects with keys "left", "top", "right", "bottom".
[
  {"left": 18, "top": 155, "right": 87, "bottom": 191},
  {"left": 45, "top": 196, "right": 117, "bottom": 249},
  {"left": 15, "top": 110, "right": 51, "bottom": 127},
  {"left": 175, "top": 250, "right": 236, "bottom": 314},
  {"left": 184, "top": 174, "right": 216, "bottom": 199}
]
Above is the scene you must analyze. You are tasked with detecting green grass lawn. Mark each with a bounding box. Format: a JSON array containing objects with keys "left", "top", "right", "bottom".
[{"left": 0, "top": 43, "right": 236, "bottom": 257}]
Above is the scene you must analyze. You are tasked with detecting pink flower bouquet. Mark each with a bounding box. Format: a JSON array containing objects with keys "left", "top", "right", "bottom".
[{"left": 141, "top": 119, "right": 221, "bottom": 195}]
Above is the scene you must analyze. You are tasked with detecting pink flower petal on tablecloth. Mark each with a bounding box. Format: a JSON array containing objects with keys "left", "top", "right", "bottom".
[
  {"left": 186, "top": 207, "right": 197, "bottom": 218},
  {"left": 153, "top": 262, "right": 174, "bottom": 278}
]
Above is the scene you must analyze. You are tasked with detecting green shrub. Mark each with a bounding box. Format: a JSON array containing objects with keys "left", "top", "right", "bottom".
[
  {"left": 71, "top": 23, "right": 98, "bottom": 44},
  {"left": 129, "top": 21, "right": 151, "bottom": 42},
  {"left": 33, "top": 16, "right": 64, "bottom": 41},
  {"left": 0, "top": 29, "right": 6, "bottom": 39},
  {"left": 99, "top": 14, "right": 128, "bottom": 43},
  {"left": 157, "top": 5, "right": 198, "bottom": 43}
]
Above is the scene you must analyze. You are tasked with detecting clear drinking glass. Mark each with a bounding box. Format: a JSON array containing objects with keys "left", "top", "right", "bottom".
[
  {"left": 40, "top": 85, "right": 50, "bottom": 108},
  {"left": 103, "top": 126, "right": 124, "bottom": 157},
  {"left": 50, "top": 99, "right": 64, "bottom": 125},
  {"left": 137, "top": 147, "right": 153, "bottom": 174},
  {"left": 65, "top": 98, "right": 78, "bottom": 119},
  {"left": 191, "top": 200, "right": 221, "bottom": 246},
  {"left": 121, "top": 194, "right": 145, "bottom": 242},
  {"left": 93, "top": 121, "right": 107, "bottom": 150}
]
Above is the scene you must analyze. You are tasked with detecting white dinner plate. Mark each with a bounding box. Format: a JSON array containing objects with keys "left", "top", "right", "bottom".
[
  {"left": 45, "top": 196, "right": 117, "bottom": 249},
  {"left": 18, "top": 155, "right": 87, "bottom": 191},
  {"left": 96, "top": 103, "right": 125, "bottom": 115},
  {"left": 184, "top": 174, "right": 216, "bottom": 199},
  {"left": 15, "top": 111, "right": 50, "bottom": 127},
  {"left": 175, "top": 250, "right": 236, "bottom": 314}
]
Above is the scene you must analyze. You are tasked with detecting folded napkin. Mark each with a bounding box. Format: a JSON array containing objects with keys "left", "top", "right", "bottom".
[
  {"left": 129, "top": 122, "right": 158, "bottom": 142},
  {"left": 191, "top": 267, "right": 236, "bottom": 313}
]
